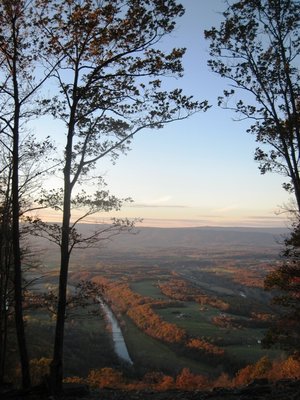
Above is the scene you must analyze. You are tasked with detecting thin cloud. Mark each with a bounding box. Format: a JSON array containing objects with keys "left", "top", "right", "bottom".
[
  {"left": 129, "top": 195, "right": 188, "bottom": 208},
  {"left": 246, "top": 215, "right": 286, "bottom": 220},
  {"left": 129, "top": 203, "right": 189, "bottom": 209},
  {"left": 152, "top": 195, "right": 172, "bottom": 203},
  {"left": 212, "top": 204, "right": 240, "bottom": 213},
  {"left": 136, "top": 218, "right": 214, "bottom": 227}
]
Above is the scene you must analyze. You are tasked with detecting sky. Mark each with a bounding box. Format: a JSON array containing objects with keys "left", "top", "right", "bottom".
[{"left": 37, "top": 0, "right": 292, "bottom": 228}]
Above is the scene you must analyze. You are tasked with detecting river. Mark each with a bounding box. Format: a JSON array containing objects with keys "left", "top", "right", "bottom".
[{"left": 98, "top": 298, "right": 133, "bottom": 365}]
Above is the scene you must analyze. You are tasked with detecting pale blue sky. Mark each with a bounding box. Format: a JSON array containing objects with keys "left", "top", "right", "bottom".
[{"left": 37, "top": 0, "right": 291, "bottom": 228}]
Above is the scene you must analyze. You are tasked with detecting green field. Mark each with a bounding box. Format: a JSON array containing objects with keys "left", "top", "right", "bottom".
[
  {"left": 122, "top": 315, "right": 215, "bottom": 376},
  {"left": 225, "top": 345, "right": 282, "bottom": 365},
  {"left": 156, "top": 303, "right": 221, "bottom": 337},
  {"left": 154, "top": 301, "right": 282, "bottom": 366},
  {"left": 130, "top": 279, "right": 168, "bottom": 299},
  {"left": 125, "top": 276, "right": 284, "bottom": 373},
  {"left": 21, "top": 244, "right": 285, "bottom": 382}
]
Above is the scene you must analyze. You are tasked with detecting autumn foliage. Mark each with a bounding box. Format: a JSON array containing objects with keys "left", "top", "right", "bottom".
[
  {"left": 127, "top": 303, "right": 186, "bottom": 343},
  {"left": 64, "top": 356, "right": 300, "bottom": 391},
  {"left": 186, "top": 338, "right": 224, "bottom": 356},
  {"left": 93, "top": 277, "right": 224, "bottom": 357},
  {"left": 264, "top": 222, "right": 300, "bottom": 353},
  {"left": 159, "top": 279, "right": 200, "bottom": 301},
  {"left": 234, "top": 356, "right": 300, "bottom": 386},
  {"left": 87, "top": 275, "right": 300, "bottom": 391},
  {"left": 159, "top": 279, "right": 229, "bottom": 311}
]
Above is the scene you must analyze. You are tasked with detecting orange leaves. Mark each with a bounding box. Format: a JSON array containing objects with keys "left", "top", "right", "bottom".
[
  {"left": 251, "top": 312, "right": 272, "bottom": 322},
  {"left": 104, "top": 282, "right": 146, "bottom": 313},
  {"left": 186, "top": 338, "right": 224, "bottom": 356},
  {"left": 175, "top": 368, "right": 210, "bottom": 390},
  {"left": 272, "top": 356, "right": 300, "bottom": 380},
  {"left": 87, "top": 367, "right": 124, "bottom": 389},
  {"left": 64, "top": 375, "right": 85, "bottom": 384},
  {"left": 100, "top": 278, "right": 226, "bottom": 355},
  {"left": 100, "top": 278, "right": 187, "bottom": 344},
  {"left": 211, "top": 314, "right": 236, "bottom": 329},
  {"left": 195, "top": 295, "right": 229, "bottom": 311},
  {"left": 29, "top": 358, "right": 51, "bottom": 386},
  {"left": 127, "top": 303, "right": 186, "bottom": 343},
  {"left": 155, "top": 374, "right": 174, "bottom": 391},
  {"left": 233, "top": 356, "right": 300, "bottom": 386},
  {"left": 159, "top": 278, "right": 229, "bottom": 311},
  {"left": 65, "top": 356, "right": 300, "bottom": 391},
  {"left": 159, "top": 278, "right": 201, "bottom": 301}
]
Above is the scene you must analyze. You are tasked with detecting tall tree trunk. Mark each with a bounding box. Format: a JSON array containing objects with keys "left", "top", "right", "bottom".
[
  {"left": 11, "top": 17, "right": 31, "bottom": 388},
  {"left": 0, "top": 163, "right": 13, "bottom": 383},
  {"left": 50, "top": 129, "right": 73, "bottom": 394},
  {"left": 0, "top": 235, "right": 11, "bottom": 383},
  {"left": 0, "top": 247, "right": 5, "bottom": 384},
  {"left": 12, "top": 108, "right": 31, "bottom": 389},
  {"left": 49, "top": 231, "right": 70, "bottom": 393},
  {"left": 293, "top": 180, "right": 300, "bottom": 214}
]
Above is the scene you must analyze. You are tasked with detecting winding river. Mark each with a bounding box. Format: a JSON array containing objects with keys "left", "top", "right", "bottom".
[{"left": 98, "top": 298, "right": 133, "bottom": 365}]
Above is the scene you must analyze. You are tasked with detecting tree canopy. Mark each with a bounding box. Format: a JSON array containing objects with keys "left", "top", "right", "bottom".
[
  {"left": 205, "top": 0, "right": 300, "bottom": 210},
  {"left": 22, "top": 0, "right": 206, "bottom": 392}
]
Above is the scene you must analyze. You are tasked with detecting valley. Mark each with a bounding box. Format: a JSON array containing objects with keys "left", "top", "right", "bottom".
[{"left": 20, "top": 226, "right": 287, "bottom": 382}]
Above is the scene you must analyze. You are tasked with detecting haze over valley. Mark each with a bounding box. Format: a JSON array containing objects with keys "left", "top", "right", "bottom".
[{"left": 24, "top": 226, "right": 286, "bottom": 381}]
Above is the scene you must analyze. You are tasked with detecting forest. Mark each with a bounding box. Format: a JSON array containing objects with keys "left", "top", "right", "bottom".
[{"left": 0, "top": 0, "right": 300, "bottom": 398}]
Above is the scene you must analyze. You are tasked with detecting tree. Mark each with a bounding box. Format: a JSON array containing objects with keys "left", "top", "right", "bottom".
[
  {"left": 0, "top": 1, "right": 40, "bottom": 388},
  {"left": 35, "top": 0, "right": 207, "bottom": 393},
  {"left": 234, "top": 356, "right": 272, "bottom": 386},
  {"left": 205, "top": 0, "right": 300, "bottom": 210},
  {"left": 263, "top": 221, "right": 300, "bottom": 355},
  {"left": 0, "top": 134, "right": 54, "bottom": 385},
  {"left": 0, "top": 142, "right": 14, "bottom": 384},
  {"left": 0, "top": 0, "right": 57, "bottom": 387}
]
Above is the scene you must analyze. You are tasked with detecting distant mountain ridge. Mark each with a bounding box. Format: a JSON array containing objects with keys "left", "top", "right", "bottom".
[{"left": 76, "top": 225, "right": 288, "bottom": 251}]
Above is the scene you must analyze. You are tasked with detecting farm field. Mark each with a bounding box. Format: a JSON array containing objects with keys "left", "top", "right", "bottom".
[
  {"left": 23, "top": 226, "right": 285, "bottom": 380},
  {"left": 122, "top": 316, "right": 215, "bottom": 376},
  {"left": 122, "top": 279, "right": 282, "bottom": 372}
]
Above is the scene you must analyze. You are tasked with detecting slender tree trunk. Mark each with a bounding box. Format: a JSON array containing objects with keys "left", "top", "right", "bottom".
[
  {"left": 0, "top": 167, "right": 12, "bottom": 383},
  {"left": 0, "top": 303, "right": 8, "bottom": 384},
  {"left": 11, "top": 17, "right": 31, "bottom": 388},
  {"left": 293, "top": 180, "right": 300, "bottom": 214},
  {"left": 49, "top": 242, "right": 70, "bottom": 393},
  {"left": 12, "top": 109, "right": 31, "bottom": 389},
  {"left": 50, "top": 129, "right": 73, "bottom": 393},
  {"left": 0, "top": 245, "right": 5, "bottom": 383},
  {"left": 0, "top": 242, "right": 10, "bottom": 383},
  {"left": 0, "top": 225, "right": 5, "bottom": 383}
]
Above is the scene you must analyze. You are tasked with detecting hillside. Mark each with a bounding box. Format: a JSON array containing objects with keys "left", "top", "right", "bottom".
[
  {"left": 31, "top": 224, "right": 287, "bottom": 251},
  {"left": 3, "top": 379, "right": 300, "bottom": 400},
  {"left": 100, "top": 226, "right": 287, "bottom": 251}
]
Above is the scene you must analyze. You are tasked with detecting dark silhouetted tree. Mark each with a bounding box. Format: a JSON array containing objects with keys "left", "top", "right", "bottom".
[
  {"left": 264, "top": 222, "right": 300, "bottom": 355},
  {"left": 205, "top": 0, "right": 300, "bottom": 360},
  {"left": 35, "top": 0, "right": 208, "bottom": 392},
  {"left": 205, "top": 0, "right": 300, "bottom": 210},
  {"left": 0, "top": 0, "right": 57, "bottom": 387},
  {"left": 0, "top": 142, "right": 13, "bottom": 384}
]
